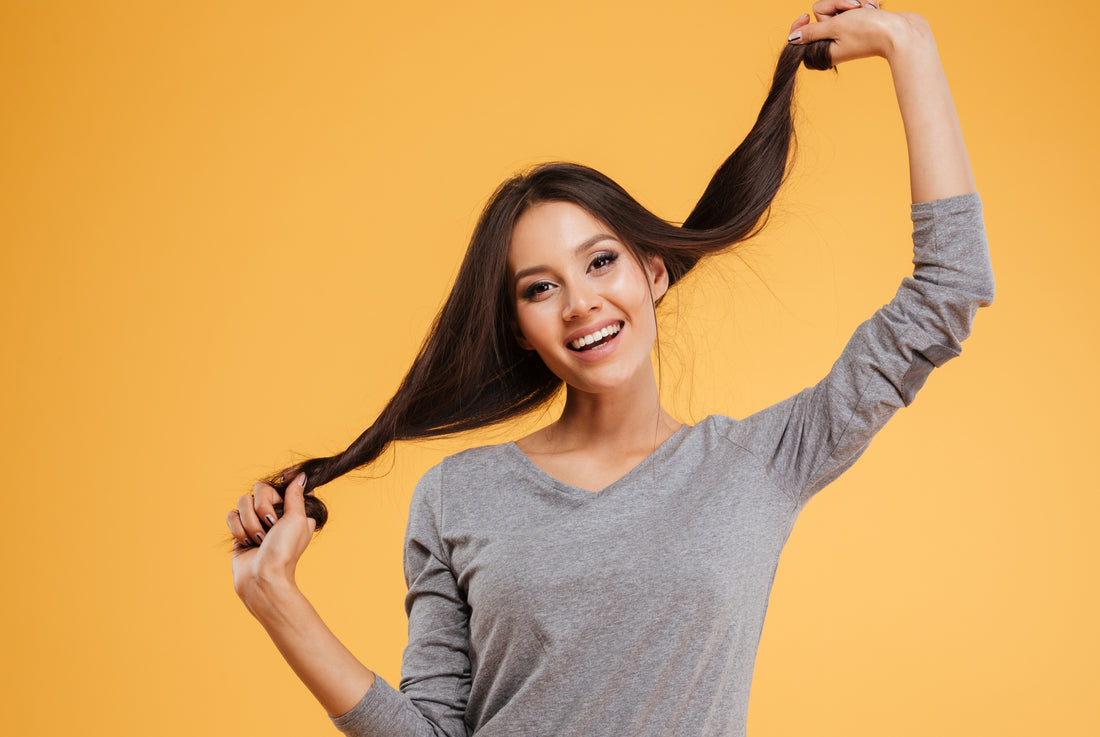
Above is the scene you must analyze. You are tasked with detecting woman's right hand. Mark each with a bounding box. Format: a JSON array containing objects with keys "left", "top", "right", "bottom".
[
  {"left": 227, "top": 472, "right": 317, "bottom": 615},
  {"left": 226, "top": 471, "right": 377, "bottom": 715}
]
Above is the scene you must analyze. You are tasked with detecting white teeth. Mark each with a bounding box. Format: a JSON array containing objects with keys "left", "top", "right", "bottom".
[{"left": 570, "top": 322, "right": 621, "bottom": 350}]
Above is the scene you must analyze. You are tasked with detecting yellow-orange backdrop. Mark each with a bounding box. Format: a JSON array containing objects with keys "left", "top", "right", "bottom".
[{"left": 2, "top": 1, "right": 1096, "bottom": 735}]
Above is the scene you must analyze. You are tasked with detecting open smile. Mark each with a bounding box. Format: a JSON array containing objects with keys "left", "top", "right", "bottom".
[{"left": 566, "top": 320, "right": 624, "bottom": 352}]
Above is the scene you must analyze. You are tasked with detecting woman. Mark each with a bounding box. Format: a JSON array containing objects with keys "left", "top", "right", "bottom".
[{"left": 227, "top": 3, "right": 994, "bottom": 736}]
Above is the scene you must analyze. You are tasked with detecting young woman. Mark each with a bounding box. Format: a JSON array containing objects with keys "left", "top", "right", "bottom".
[{"left": 226, "top": 3, "right": 994, "bottom": 736}]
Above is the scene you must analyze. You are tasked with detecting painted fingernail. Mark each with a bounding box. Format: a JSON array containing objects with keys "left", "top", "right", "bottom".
[
  {"left": 297, "top": 473, "right": 307, "bottom": 487},
  {"left": 254, "top": 532, "right": 265, "bottom": 543},
  {"left": 788, "top": 31, "right": 802, "bottom": 43},
  {"left": 265, "top": 514, "right": 276, "bottom": 526},
  {"left": 847, "top": 0, "right": 862, "bottom": 6}
]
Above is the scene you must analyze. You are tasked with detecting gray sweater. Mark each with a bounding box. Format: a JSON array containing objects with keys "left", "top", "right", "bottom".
[{"left": 333, "top": 193, "right": 994, "bottom": 737}]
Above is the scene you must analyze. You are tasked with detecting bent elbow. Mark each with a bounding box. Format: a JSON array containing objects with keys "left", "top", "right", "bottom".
[{"left": 975, "top": 261, "right": 996, "bottom": 308}]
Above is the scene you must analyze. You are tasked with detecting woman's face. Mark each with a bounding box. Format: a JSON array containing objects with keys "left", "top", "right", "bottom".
[{"left": 507, "top": 201, "right": 668, "bottom": 395}]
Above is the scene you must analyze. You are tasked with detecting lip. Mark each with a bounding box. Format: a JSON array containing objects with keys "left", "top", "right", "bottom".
[
  {"left": 565, "top": 319, "right": 624, "bottom": 362},
  {"left": 564, "top": 319, "right": 624, "bottom": 347}
]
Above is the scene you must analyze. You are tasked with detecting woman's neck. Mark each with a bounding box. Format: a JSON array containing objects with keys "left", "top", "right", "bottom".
[{"left": 533, "top": 363, "right": 681, "bottom": 456}]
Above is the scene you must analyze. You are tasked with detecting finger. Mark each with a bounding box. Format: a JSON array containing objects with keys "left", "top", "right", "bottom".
[
  {"left": 226, "top": 509, "right": 251, "bottom": 547},
  {"left": 236, "top": 493, "right": 266, "bottom": 545},
  {"left": 812, "top": 0, "right": 862, "bottom": 21},
  {"left": 789, "top": 13, "right": 841, "bottom": 46},
  {"left": 789, "top": 13, "right": 810, "bottom": 35},
  {"left": 282, "top": 472, "right": 308, "bottom": 520},
  {"left": 251, "top": 481, "right": 283, "bottom": 530}
]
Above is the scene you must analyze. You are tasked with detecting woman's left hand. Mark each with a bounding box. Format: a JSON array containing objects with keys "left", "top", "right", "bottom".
[
  {"left": 787, "top": 1, "right": 932, "bottom": 66},
  {"left": 789, "top": 2, "right": 974, "bottom": 204}
]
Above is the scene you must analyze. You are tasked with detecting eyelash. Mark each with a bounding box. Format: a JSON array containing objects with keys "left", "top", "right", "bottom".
[
  {"left": 521, "top": 251, "right": 619, "bottom": 300},
  {"left": 590, "top": 251, "right": 618, "bottom": 271}
]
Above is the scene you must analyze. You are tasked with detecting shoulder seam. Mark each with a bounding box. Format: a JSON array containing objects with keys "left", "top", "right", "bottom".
[
  {"left": 434, "top": 460, "right": 456, "bottom": 571},
  {"left": 712, "top": 417, "right": 801, "bottom": 509}
]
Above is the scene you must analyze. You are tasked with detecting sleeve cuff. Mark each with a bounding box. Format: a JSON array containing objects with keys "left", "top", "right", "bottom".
[
  {"left": 908, "top": 191, "right": 994, "bottom": 305},
  {"left": 910, "top": 190, "right": 982, "bottom": 218},
  {"left": 330, "top": 676, "right": 412, "bottom": 736}
]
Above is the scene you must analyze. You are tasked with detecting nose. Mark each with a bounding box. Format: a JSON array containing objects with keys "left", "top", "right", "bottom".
[{"left": 562, "top": 280, "right": 601, "bottom": 321}]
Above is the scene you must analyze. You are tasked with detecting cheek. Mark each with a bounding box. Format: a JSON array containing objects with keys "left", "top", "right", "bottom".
[
  {"left": 613, "top": 271, "right": 659, "bottom": 342},
  {"left": 515, "top": 307, "right": 551, "bottom": 348},
  {"left": 610, "top": 268, "right": 654, "bottom": 313}
]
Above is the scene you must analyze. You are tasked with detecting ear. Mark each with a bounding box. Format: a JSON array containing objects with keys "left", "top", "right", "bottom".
[{"left": 646, "top": 253, "right": 669, "bottom": 303}]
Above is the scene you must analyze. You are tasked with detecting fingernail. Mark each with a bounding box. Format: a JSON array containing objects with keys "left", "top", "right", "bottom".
[
  {"left": 254, "top": 532, "right": 265, "bottom": 543},
  {"left": 847, "top": 0, "right": 862, "bottom": 6},
  {"left": 788, "top": 31, "right": 802, "bottom": 43},
  {"left": 265, "top": 514, "right": 276, "bottom": 526},
  {"left": 297, "top": 473, "right": 307, "bottom": 487}
]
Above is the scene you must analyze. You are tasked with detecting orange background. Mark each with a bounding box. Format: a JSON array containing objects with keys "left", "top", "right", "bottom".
[{"left": 2, "top": 1, "right": 1096, "bottom": 735}]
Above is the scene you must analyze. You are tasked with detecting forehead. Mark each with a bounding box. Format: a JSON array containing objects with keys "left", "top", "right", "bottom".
[{"left": 508, "top": 201, "right": 613, "bottom": 268}]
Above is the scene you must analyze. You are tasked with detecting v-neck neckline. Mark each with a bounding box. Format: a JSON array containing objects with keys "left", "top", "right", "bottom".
[{"left": 504, "top": 421, "right": 694, "bottom": 499}]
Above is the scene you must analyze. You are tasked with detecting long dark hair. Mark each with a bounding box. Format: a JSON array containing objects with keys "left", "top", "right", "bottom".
[{"left": 260, "top": 41, "right": 833, "bottom": 529}]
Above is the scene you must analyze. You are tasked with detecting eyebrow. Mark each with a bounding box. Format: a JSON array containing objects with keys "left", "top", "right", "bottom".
[{"left": 511, "top": 233, "right": 618, "bottom": 288}]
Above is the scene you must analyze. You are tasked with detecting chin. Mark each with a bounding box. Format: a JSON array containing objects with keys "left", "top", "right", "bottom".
[{"left": 556, "top": 361, "right": 651, "bottom": 397}]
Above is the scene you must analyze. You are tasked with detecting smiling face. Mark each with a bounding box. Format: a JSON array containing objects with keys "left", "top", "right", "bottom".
[{"left": 507, "top": 201, "right": 668, "bottom": 396}]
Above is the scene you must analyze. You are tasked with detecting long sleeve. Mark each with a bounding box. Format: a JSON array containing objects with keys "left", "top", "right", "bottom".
[
  {"left": 334, "top": 193, "right": 993, "bottom": 737},
  {"left": 731, "top": 192, "right": 994, "bottom": 507},
  {"left": 332, "top": 463, "right": 472, "bottom": 737}
]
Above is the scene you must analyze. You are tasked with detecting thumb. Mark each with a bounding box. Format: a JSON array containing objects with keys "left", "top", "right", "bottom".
[
  {"left": 788, "top": 17, "right": 835, "bottom": 46},
  {"left": 282, "top": 472, "right": 308, "bottom": 519},
  {"left": 787, "top": 20, "right": 838, "bottom": 71}
]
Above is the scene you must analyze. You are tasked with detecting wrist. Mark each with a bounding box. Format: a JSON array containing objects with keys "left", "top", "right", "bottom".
[
  {"left": 883, "top": 12, "right": 936, "bottom": 66},
  {"left": 242, "top": 573, "right": 304, "bottom": 623}
]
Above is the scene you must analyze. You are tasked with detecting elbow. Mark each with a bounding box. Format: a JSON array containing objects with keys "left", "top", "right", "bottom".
[
  {"left": 976, "top": 260, "right": 996, "bottom": 308},
  {"left": 957, "top": 246, "right": 995, "bottom": 308},
  {"left": 970, "top": 276, "right": 995, "bottom": 310}
]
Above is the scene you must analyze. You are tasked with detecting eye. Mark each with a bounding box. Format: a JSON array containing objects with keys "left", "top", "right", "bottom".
[
  {"left": 522, "top": 281, "right": 554, "bottom": 300},
  {"left": 589, "top": 251, "right": 618, "bottom": 272}
]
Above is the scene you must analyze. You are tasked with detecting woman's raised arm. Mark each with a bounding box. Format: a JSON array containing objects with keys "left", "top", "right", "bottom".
[
  {"left": 788, "top": 1, "right": 976, "bottom": 202},
  {"left": 725, "top": 4, "right": 994, "bottom": 506}
]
